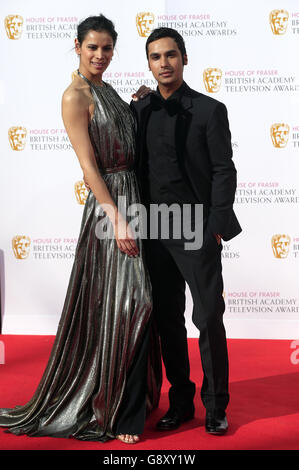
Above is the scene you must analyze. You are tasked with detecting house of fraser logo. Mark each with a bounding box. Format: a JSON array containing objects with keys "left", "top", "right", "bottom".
[{"left": 5, "top": 15, "right": 78, "bottom": 40}]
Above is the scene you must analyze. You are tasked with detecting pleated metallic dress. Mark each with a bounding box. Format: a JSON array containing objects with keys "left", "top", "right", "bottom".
[{"left": 0, "top": 71, "right": 162, "bottom": 441}]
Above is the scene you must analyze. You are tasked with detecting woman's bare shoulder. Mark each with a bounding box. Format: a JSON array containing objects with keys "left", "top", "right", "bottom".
[{"left": 62, "top": 79, "right": 90, "bottom": 108}]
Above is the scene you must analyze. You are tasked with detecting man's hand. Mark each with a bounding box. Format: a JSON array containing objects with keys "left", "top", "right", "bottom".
[
  {"left": 215, "top": 234, "right": 222, "bottom": 245},
  {"left": 131, "top": 85, "right": 153, "bottom": 101}
]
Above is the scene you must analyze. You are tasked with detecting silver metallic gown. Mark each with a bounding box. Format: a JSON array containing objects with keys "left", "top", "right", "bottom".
[{"left": 0, "top": 72, "right": 162, "bottom": 441}]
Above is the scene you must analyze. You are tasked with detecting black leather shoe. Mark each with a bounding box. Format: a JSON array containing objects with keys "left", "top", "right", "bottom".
[
  {"left": 205, "top": 409, "right": 228, "bottom": 435},
  {"left": 156, "top": 406, "right": 195, "bottom": 431}
]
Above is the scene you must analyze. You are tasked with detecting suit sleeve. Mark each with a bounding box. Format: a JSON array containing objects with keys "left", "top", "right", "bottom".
[{"left": 206, "top": 102, "right": 237, "bottom": 237}]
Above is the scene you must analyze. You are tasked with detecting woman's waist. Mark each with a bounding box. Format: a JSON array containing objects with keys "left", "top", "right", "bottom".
[{"left": 101, "top": 164, "right": 134, "bottom": 175}]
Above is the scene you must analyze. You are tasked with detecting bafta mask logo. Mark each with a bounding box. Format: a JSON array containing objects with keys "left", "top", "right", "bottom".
[
  {"left": 136, "top": 12, "right": 155, "bottom": 37},
  {"left": 12, "top": 235, "right": 31, "bottom": 259},
  {"left": 75, "top": 180, "right": 88, "bottom": 205},
  {"left": 71, "top": 70, "right": 78, "bottom": 81},
  {"left": 8, "top": 126, "right": 27, "bottom": 151},
  {"left": 203, "top": 68, "right": 222, "bottom": 93},
  {"left": 5, "top": 15, "right": 24, "bottom": 40},
  {"left": 269, "top": 10, "right": 289, "bottom": 35},
  {"left": 270, "top": 123, "right": 290, "bottom": 148},
  {"left": 271, "top": 234, "right": 291, "bottom": 259}
]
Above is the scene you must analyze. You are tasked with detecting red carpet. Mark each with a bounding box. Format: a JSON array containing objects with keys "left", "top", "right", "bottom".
[{"left": 0, "top": 335, "right": 299, "bottom": 450}]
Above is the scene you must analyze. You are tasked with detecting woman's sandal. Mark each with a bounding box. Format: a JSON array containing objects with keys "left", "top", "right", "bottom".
[{"left": 116, "top": 434, "right": 140, "bottom": 444}]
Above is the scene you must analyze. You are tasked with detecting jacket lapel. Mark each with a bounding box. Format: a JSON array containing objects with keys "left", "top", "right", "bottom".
[{"left": 175, "top": 85, "right": 193, "bottom": 169}]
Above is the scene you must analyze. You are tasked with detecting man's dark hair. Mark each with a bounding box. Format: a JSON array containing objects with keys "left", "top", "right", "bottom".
[{"left": 145, "top": 27, "right": 187, "bottom": 63}]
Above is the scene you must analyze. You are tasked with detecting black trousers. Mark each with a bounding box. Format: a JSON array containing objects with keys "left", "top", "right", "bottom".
[{"left": 144, "top": 221, "right": 229, "bottom": 412}]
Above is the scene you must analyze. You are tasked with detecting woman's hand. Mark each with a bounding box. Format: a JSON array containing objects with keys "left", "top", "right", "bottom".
[
  {"left": 114, "top": 214, "right": 139, "bottom": 257},
  {"left": 131, "top": 85, "right": 153, "bottom": 101},
  {"left": 83, "top": 175, "right": 90, "bottom": 191},
  {"left": 83, "top": 175, "right": 138, "bottom": 257}
]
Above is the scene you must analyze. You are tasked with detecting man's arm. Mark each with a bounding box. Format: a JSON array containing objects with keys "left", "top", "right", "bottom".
[{"left": 206, "top": 102, "right": 237, "bottom": 238}]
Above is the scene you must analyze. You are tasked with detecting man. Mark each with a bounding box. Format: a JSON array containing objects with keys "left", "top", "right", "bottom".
[{"left": 131, "top": 27, "right": 241, "bottom": 435}]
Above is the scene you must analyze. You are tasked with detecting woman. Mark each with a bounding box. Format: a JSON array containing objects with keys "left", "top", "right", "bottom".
[{"left": 0, "top": 14, "right": 161, "bottom": 444}]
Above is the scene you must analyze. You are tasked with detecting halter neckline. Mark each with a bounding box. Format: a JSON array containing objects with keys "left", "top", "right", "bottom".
[{"left": 77, "top": 70, "right": 105, "bottom": 88}]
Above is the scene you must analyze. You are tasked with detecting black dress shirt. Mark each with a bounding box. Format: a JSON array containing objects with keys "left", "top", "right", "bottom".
[{"left": 145, "top": 83, "right": 197, "bottom": 205}]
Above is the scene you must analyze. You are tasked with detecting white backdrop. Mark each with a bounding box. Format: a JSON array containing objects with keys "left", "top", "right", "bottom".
[{"left": 1, "top": 0, "right": 299, "bottom": 338}]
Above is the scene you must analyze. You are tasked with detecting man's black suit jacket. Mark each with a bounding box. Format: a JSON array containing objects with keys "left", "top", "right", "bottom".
[{"left": 131, "top": 82, "right": 242, "bottom": 241}]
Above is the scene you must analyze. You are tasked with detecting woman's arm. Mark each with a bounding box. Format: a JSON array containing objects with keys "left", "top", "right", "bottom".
[{"left": 62, "top": 89, "right": 138, "bottom": 257}]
